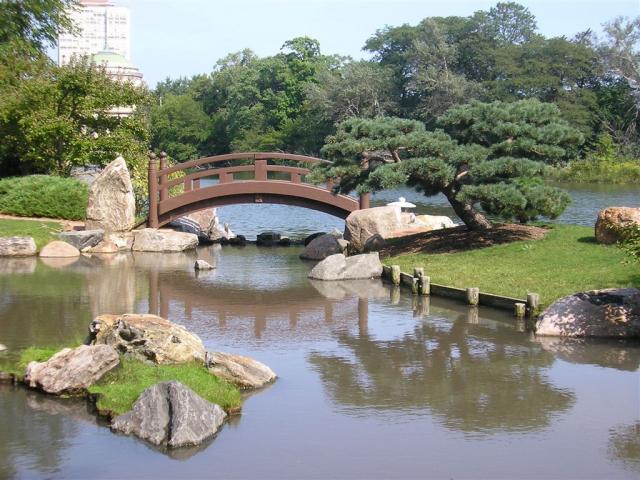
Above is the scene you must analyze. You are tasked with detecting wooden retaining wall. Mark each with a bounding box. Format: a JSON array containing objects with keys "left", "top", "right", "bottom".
[{"left": 381, "top": 265, "right": 540, "bottom": 319}]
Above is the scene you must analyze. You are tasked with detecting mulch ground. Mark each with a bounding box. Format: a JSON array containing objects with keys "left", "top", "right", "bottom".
[{"left": 379, "top": 223, "right": 550, "bottom": 258}]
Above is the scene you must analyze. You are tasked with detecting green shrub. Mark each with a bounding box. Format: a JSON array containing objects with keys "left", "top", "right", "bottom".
[
  {"left": 0, "top": 175, "right": 89, "bottom": 220},
  {"left": 617, "top": 223, "right": 640, "bottom": 262},
  {"left": 549, "top": 157, "right": 640, "bottom": 184}
]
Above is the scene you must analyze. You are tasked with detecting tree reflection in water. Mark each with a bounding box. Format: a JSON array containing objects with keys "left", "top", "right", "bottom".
[{"left": 309, "top": 298, "right": 576, "bottom": 434}]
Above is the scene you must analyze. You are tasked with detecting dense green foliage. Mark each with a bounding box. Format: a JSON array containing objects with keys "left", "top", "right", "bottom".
[
  {"left": 0, "top": 218, "right": 61, "bottom": 249},
  {"left": 0, "top": 175, "right": 88, "bottom": 220},
  {"left": 384, "top": 224, "right": 640, "bottom": 305},
  {"left": 616, "top": 223, "right": 640, "bottom": 262},
  {"left": 313, "top": 100, "right": 581, "bottom": 230},
  {"left": 88, "top": 359, "right": 242, "bottom": 415},
  {"left": 147, "top": 3, "right": 638, "bottom": 180}
]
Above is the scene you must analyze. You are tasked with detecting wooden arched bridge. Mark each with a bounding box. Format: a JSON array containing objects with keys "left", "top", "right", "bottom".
[{"left": 147, "top": 152, "right": 370, "bottom": 228}]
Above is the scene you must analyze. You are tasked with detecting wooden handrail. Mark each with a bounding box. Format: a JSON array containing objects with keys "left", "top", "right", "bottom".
[{"left": 158, "top": 152, "right": 330, "bottom": 176}]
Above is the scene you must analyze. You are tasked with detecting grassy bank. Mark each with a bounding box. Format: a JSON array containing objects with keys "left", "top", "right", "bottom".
[
  {"left": 1, "top": 346, "right": 242, "bottom": 416},
  {"left": 0, "top": 218, "right": 61, "bottom": 249},
  {"left": 0, "top": 175, "right": 88, "bottom": 220},
  {"left": 384, "top": 224, "right": 639, "bottom": 306},
  {"left": 548, "top": 158, "right": 640, "bottom": 184}
]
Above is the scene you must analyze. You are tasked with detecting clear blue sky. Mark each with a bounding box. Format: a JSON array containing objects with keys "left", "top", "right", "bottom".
[{"left": 113, "top": 0, "right": 639, "bottom": 88}]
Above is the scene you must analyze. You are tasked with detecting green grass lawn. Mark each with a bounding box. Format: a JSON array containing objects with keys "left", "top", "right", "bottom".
[
  {"left": 0, "top": 218, "right": 61, "bottom": 249},
  {"left": 384, "top": 224, "right": 639, "bottom": 306}
]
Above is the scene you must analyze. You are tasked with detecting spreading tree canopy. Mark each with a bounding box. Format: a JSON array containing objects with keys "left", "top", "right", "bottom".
[{"left": 314, "top": 99, "right": 583, "bottom": 230}]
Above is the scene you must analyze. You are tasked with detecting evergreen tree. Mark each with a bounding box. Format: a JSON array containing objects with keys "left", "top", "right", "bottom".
[{"left": 314, "top": 99, "right": 582, "bottom": 230}]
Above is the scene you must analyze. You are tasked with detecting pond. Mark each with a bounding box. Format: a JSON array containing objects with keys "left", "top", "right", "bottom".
[{"left": 1, "top": 243, "right": 638, "bottom": 479}]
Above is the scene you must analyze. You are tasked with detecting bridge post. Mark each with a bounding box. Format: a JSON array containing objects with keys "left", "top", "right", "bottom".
[
  {"left": 359, "top": 157, "right": 370, "bottom": 209},
  {"left": 148, "top": 152, "right": 159, "bottom": 228},
  {"left": 159, "top": 151, "right": 168, "bottom": 201}
]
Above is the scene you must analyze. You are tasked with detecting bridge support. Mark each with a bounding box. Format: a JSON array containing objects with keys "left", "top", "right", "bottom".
[{"left": 148, "top": 153, "right": 159, "bottom": 228}]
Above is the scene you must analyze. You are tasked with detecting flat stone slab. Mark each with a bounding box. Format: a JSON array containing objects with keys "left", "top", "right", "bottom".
[
  {"left": 0, "top": 236, "right": 36, "bottom": 257},
  {"left": 132, "top": 229, "right": 199, "bottom": 252},
  {"left": 111, "top": 381, "right": 226, "bottom": 448},
  {"left": 59, "top": 230, "right": 104, "bottom": 250}
]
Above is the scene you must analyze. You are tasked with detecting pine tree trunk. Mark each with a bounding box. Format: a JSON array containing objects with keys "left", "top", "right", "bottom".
[{"left": 444, "top": 190, "right": 493, "bottom": 231}]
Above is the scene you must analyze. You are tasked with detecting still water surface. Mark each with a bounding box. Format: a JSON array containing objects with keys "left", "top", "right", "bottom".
[{"left": 0, "top": 243, "right": 639, "bottom": 479}]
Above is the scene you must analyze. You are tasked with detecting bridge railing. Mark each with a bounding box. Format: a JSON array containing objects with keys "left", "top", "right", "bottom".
[{"left": 147, "top": 151, "right": 369, "bottom": 228}]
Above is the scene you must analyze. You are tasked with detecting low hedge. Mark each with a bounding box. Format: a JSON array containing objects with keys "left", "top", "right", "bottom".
[{"left": 0, "top": 175, "right": 89, "bottom": 220}]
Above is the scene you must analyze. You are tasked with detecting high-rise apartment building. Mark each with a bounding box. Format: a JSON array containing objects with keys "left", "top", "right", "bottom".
[{"left": 58, "top": 0, "right": 131, "bottom": 66}]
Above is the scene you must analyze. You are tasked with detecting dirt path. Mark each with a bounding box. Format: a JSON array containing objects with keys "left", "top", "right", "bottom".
[{"left": 380, "top": 223, "right": 549, "bottom": 257}]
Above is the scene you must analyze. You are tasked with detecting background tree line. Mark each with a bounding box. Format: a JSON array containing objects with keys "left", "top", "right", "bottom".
[{"left": 149, "top": 2, "right": 639, "bottom": 165}]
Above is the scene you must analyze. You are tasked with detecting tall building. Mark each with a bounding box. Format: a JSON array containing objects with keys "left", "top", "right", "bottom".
[{"left": 58, "top": 0, "right": 131, "bottom": 66}]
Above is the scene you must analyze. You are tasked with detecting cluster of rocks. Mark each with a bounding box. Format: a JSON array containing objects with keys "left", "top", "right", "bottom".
[{"left": 3, "top": 313, "right": 276, "bottom": 450}]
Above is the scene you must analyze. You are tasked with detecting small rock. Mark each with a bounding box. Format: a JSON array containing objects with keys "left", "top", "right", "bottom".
[
  {"left": 132, "top": 228, "right": 199, "bottom": 252},
  {"left": 308, "top": 253, "right": 383, "bottom": 281},
  {"left": 0, "top": 236, "right": 37, "bottom": 257},
  {"left": 89, "top": 314, "right": 206, "bottom": 364},
  {"left": 595, "top": 207, "right": 640, "bottom": 245},
  {"left": 536, "top": 288, "right": 640, "bottom": 338},
  {"left": 0, "top": 343, "right": 7, "bottom": 352},
  {"left": 413, "top": 214, "right": 455, "bottom": 230},
  {"left": 194, "top": 259, "right": 214, "bottom": 270},
  {"left": 278, "top": 237, "right": 292, "bottom": 247},
  {"left": 256, "top": 231, "right": 281, "bottom": 246},
  {"left": 300, "top": 234, "right": 344, "bottom": 260},
  {"left": 24, "top": 344, "right": 119, "bottom": 395},
  {"left": 58, "top": 230, "right": 104, "bottom": 250},
  {"left": 363, "top": 233, "right": 386, "bottom": 253},
  {"left": 206, "top": 351, "right": 277, "bottom": 389},
  {"left": 39, "top": 240, "right": 80, "bottom": 258},
  {"left": 85, "top": 239, "right": 119, "bottom": 253},
  {"left": 111, "top": 381, "right": 226, "bottom": 448},
  {"left": 221, "top": 234, "right": 246, "bottom": 246}
]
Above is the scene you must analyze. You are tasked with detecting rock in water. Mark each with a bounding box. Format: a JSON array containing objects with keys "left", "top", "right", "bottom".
[
  {"left": 299, "top": 233, "right": 344, "bottom": 260},
  {"left": 169, "top": 208, "right": 220, "bottom": 244},
  {"left": 256, "top": 231, "right": 281, "bottom": 246},
  {"left": 132, "top": 228, "right": 199, "bottom": 252},
  {"left": 24, "top": 344, "right": 119, "bottom": 395},
  {"left": 111, "top": 381, "right": 226, "bottom": 448},
  {"left": 39, "top": 240, "right": 80, "bottom": 258},
  {"left": 595, "top": 207, "right": 640, "bottom": 244},
  {"left": 536, "top": 288, "right": 640, "bottom": 338},
  {"left": 205, "top": 352, "right": 277, "bottom": 389},
  {"left": 58, "top": 230, "right": 104, "bottom": 250},
  {"left": 344, "top": 206, "right": 403, "bottom": 252},
  {"left": 85, "top": 156, "right": 136, "bottom": 232},
  {"left": 308, "top": 253, "right": 383, "bottom": 281},
  {"left": 0, "top": 237, "right": 36, "bottom": 257},
  {"left": 194, "top": 259, "right": 214, "bottom": 270},
  {"left": 89, "top": 314, "right": 206, "bottom": 364}
]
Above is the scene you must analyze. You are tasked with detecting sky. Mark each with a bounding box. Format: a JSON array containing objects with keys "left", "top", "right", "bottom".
[{"left": 110, "top": 0, "right": 639, "bottom": 87}]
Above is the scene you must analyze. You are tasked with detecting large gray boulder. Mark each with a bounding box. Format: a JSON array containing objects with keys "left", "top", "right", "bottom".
[
  {"left": 89, "top": 313, "right": 206, "bottom": 364},
  {"left": 111, "top": 381, "right": 226, "bottom": 448},
  {"left": 132, "top": 228, "right": 198, "bottom": 252},
  {"left": 0, "top": 236, "right": 36, "bottom": 256},
  {"left": 344, "top": 206, "right": 403, "bottom": 252},
  {"left": 24, "top": 344, "right": 119, "bottom": 395},
  {"left": 299, "top": 233, "right": 345, "bottom": 260},
  {"left": 85, "top": 156, "right": 136, "bottom": 232},
  {"left": 595, "top": 207, "right": 640, "bottom": 244},
  {"left": 205, "top": 352, "right": 276, "bottom": 389},
  {"left": 59, "top": 230, "right": 104, "bottom": 250},
  {"left": 536, "top": 288, "right": 640, "bottom": 338},
  {"left": 308, "top": 253, "right": 383, "bottom": 281}
]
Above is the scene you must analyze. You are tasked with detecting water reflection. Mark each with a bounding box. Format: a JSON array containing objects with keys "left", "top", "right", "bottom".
[
  {"left": 609, "top": 422, "right": 640, "bottom": 472},
  {"left": 309, "top": 302, "right": 575, "bottom": 434},
  {"left": 536, "top": 337, "right": 640, "bottom": 372}
]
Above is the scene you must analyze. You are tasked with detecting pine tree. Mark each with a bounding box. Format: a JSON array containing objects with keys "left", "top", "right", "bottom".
[{"left": 315, "top": 99, "right": 583, "bottom": 230}]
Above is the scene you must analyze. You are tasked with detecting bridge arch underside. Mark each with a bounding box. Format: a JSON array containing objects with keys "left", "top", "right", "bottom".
[{"left": 156, "top": 182, "right": 359, "bottom": 227}]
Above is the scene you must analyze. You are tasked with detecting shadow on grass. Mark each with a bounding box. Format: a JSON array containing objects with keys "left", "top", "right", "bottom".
[{"left": 577, "top": 236, "right": 597, "bottom": 244}]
